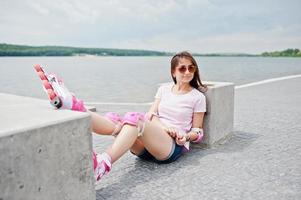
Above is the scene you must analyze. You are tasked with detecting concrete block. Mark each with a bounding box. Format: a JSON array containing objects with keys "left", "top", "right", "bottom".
[
  {"left": 0, "top": 93, "right": 95, "bottom": 200},
  {"left": 195, "top": 81, "right": 234, "bottom": 148},
  {"left": 86, "top": 106, "right": 97, "bottom": 112}
]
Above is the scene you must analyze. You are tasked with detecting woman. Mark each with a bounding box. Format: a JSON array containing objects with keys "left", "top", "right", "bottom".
[{"left": 34, "top": 51, "right": 207, "bottom": 182}]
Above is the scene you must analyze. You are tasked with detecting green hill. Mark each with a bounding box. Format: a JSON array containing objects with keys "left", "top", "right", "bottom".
[
  {"left": 0, "top": 43, "right": 300, "bottom": 57},
  {"left": 261, "top": 48, "right": 301, "bottom": 57},
  {"left": 0, "top": 43, "right": 170, "bottom": 56}
]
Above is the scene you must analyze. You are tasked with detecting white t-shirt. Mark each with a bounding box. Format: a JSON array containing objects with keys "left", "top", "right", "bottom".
[{"left": 155, "top": 83, "right": 206, "bottom": 134}]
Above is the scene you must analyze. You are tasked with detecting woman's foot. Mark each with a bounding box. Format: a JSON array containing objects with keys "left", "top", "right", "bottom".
[{"left": 34, "top": 64, "right": 86, "bottom": 112}]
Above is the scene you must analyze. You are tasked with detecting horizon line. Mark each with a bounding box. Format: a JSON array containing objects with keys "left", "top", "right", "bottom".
[{"left": 3, "top": 42, "right": 298, "bottom": 56}]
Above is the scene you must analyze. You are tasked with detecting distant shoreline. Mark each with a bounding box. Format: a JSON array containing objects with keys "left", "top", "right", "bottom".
[{"left": 0, "top": 43, "right": 300, "bottom": 57}]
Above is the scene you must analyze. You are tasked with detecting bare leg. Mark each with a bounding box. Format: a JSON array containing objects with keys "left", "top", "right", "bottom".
[
  {"left": 106, "top": 119, "right": 174, "bottom": 163},
  {"left": 88, "top": 111, "right": 120, "bottom": 135},
  {"left": 106, "top": 125, "right": 138, "bottom": 163},
  {"left": 130, "top": 139, "right": 145, "bottom": 155},
  {"left": 139, "top": 120, "right": 174, "bottom": 160}
]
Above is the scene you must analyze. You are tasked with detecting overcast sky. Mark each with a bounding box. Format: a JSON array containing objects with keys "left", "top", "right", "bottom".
[{"left": 0, "top": 0, "right": 300, "bottom": 53}]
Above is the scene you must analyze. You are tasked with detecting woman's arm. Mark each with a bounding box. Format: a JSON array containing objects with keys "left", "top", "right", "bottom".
[
  {"left": 147, "top": 98, "right": 167, "bottom": 128},
  {"left": 185, "top": 112, "right": 205, "bottom": 142},
  {"left": 146, "top": 98, "right": 160, "bottom": 121}
]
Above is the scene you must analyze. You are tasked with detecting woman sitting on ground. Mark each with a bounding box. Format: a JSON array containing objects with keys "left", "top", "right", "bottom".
[{"left": 36, "top": 51, "right": 207, "bottom": 182}]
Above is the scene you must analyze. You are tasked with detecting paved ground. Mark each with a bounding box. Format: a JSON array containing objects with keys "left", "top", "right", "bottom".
[{"left": 92, "top": 77, "right": 301, "bottom": 200}]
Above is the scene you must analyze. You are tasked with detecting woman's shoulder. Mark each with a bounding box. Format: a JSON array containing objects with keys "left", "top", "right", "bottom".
[
  {"left": 158, "top": 82, "right": 173, "bottom": 91},
  {"left": 191, "top": 88, "right": 206, "bottom": 100}
]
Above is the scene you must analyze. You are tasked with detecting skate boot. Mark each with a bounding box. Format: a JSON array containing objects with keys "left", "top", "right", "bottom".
[
  {"left": 93, "top": 151, "right": 112, "bottom": 182},
  {"left": 34, "top": 64, "right": 86, "bottom": 112}
]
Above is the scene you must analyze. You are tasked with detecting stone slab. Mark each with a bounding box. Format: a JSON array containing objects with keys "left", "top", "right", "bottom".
[
  {"left": 0, "top": 93, "right": 96, "bottom": 200},
  {"left": 196, "top": 81, "right": 234, "bottom": 148}
]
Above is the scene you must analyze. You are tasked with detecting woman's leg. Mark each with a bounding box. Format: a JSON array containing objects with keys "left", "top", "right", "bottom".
[
  {"left": 105, "top": 119, "right": 174, "bottom": 163},
  {"left": 106, "top": 125, "right": 140, "bottom": 163},
  {"left": 94, "top": 124, "right": 139, "bottom": 181},
  {"left": 88, "top": 111, "right": 121, "bottom": 135},
  {"left": 139, "top": 120, "right": 174, "bottom": 160},
  {"left": 130, "top": 139, "right": 145, "bottom": 155},
  {"left": 94, "top": 118, "right": 174, "bottom": 181}
]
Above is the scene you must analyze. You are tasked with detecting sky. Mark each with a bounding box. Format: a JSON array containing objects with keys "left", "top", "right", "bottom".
[{"left": 0, "top": 0, "right": 300, "bottom": 54}]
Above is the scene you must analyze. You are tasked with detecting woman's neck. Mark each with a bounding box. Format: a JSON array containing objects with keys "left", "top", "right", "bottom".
[{"left": 173, "top": 82, "right": 192, "bottom": 93}]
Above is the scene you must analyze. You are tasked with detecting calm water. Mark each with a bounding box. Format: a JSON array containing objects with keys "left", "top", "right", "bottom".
[{"left": 0, "top": 56, "right": 301, "bottom": 103}]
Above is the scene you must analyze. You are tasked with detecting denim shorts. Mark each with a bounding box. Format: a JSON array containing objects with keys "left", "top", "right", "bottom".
[{"left": 135, "top": 141, "right": 185, "bottom": 164}]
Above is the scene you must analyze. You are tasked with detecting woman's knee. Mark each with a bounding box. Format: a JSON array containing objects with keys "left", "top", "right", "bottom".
[
  {"left": 140, "top": 120, "right": 167, "bottom": 138},
  {"left": 121, "top": 124, "right": 140, "bottom": 133}
]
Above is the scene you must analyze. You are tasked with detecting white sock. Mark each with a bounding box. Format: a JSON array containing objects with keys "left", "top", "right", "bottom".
[
  {"left": 103, "top": 152, "right": 112, "bottom": 163},
  {"left": 97, "top": 152, "right": 112, "bottom": 165}
]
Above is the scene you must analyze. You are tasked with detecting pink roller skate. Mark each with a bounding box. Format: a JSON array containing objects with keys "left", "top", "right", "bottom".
[
  {"left": 93, "top": 151, "right": 112, "bottom": 182},
  {"left": 34, "top": 64, "right": 86, "bottom": 112}
]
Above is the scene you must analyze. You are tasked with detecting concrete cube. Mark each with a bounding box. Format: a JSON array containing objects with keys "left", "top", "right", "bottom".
[
  {"left": 0, "top": 93, "right": 95, "bottom": 200},
  {"left": 195, "top": 81, "right": 234, "bottom": 148}
]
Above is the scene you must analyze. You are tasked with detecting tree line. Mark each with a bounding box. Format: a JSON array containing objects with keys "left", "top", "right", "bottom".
[
  {"left": 0, "top": 43, "right": 300, "bottom": 57},
  {"left": 261, "top": 48, "right": 301, "bottom": 57},
  {"left": 0, "top": 43, "right": 170, "bottom": 56}
]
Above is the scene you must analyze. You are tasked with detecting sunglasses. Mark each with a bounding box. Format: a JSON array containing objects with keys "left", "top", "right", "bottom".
[{"left": 177, "top": 65, "right": 196, "bottom": 73}]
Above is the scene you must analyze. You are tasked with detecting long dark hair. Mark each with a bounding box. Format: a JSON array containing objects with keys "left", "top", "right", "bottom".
[{"left": 170, "top": 51, "right": 207, "bottom": 93}]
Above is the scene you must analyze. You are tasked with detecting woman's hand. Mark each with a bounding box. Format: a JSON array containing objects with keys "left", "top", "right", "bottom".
[
  {"left": 175, "top": 134, "right": 186, "bottom": 146},
  {"left": 145, "top": 112, "right": 158, "bottom": 121},
  {"left": 164, "top": 127, "right": 179, "bottom": 138}
]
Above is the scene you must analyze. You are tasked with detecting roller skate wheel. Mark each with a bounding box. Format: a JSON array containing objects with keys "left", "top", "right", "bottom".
[
  {"left": 38, "top": 71, "right": 47, "bottom": 80},
  {"left": 51, "top": 96, "right": 62, "bottom": 108},
  {"left": 43, "top": 80, "right": 52, "bottom": 89},
  {"left": 47, "top": 89, "right": 56, "bottom": 100},
  {"left": 34, "top": 64, "right": 42, "bottom": 72}
]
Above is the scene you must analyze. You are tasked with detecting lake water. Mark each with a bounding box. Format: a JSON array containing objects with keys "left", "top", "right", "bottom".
[{"left": 0, "top": 56, "right": 301, "bottom": 103}]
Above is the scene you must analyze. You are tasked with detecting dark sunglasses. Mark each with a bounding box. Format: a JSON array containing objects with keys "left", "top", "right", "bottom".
[{"left": 177, "top": 65, "right": 196, "bottom": 73}]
